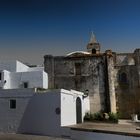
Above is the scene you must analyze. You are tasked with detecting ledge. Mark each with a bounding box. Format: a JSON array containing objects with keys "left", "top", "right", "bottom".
[{"left": 69, "top": 122, "right": 140, "bottom": 137}]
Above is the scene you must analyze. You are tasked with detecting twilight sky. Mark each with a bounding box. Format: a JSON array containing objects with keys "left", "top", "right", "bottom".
[{"left": 0, "top": 0, "right": 140, "bottom": 64}]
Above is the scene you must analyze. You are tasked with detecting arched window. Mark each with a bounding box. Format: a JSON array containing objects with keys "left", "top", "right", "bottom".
[
  {"left": 119, "top": 72, "right": 127, "bottom": 83},
  {"left": 92, "top": 49, "right": 96, "bottom": 54}
]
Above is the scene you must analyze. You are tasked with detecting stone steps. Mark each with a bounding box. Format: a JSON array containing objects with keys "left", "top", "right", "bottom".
[{"left": 118, "top": 119, "right": 134, "bottom": 125}]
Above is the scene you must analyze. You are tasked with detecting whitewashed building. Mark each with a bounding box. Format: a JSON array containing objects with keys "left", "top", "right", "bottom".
[
  {"left": 0, "top": 60, "right": 48, "bottom": 89},
  {"left": 0, "top": 60, "right": 90, "bottom": 137},
  {"left": 0, "top": 88, "right": 90, "bottom": 137}
]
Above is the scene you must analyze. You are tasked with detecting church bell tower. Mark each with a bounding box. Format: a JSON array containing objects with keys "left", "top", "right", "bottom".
[{"left": 87, "top": 32, "right": 101, "bottom": 54}]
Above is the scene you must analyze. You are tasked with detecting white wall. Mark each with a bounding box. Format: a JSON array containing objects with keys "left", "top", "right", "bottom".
[
  {"left": 16, "top": 61, "right": 29, "bottom": 72},
  {"left": 0, "top": 89, "right": 34, "bottom": 133},
  {"left": 83, "top": 96, "right": 90, "bottom": 114},
  {"left": 71, "top": 90, "right": 89, "bottom": 122},
  {"left": 27, "top": 67, "right": 44, "bottom": 72},
  {"left": 61, "top": 90, "right": 77, "bottom": 126},
  {"left": 61, "top": 89, "right": 90, "bottom": 127},
  {"left": 71, "top": 130, "right": 140, "bottom": 140},
  {"left": 0, "top": 60, "right": 48, "bottom": 89},
  {"left": 18, "top": 92, "right": 61, "bottom": 136},
  {"left": 19, "top": 89, "right": 87, "bottom": 136},
  {"left": 0, "top": 89, "right": 89, "bottom": 137},
  {"left": 0, "top": 70, "right": 11, "bottom": 89},
  {"left": 43, "top": 71, "right": 48, "bottom": 89},
  {"left": 10, "top": 71, "right": 48, "bottom": 89}
]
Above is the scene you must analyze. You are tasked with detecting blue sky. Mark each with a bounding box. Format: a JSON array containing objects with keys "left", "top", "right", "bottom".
[{"left": 0, "top": 0, "right": 140, "bottom": 64}]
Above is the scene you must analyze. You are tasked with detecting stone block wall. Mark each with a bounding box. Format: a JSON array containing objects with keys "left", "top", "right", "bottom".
[
  {"left": 114, "top": 64, "right": 140, "bottom": 118},
  {"left": 44, "top": 55, "right": 107, "bottom": 113}
]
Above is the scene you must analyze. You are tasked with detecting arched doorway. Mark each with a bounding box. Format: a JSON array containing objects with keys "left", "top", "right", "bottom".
[{"left": 76, "top": 97, "right": 82, "bottom": 123}]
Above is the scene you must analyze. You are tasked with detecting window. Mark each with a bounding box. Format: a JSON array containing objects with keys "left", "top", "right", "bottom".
[
  {"left": 23, "top": 82, "right": 28, "bottom": 88},
  {"left": 10, "top": 99, "right": 16, "bottom": 109},
  {"left": 0, "top": 72, "right": 1, "bottom": 80},
  {"left": 119, "top": 72, "right": 127, "bottom": 83},
  {"left": 92, "top": 49, "right": 96, "bottom": 54},
  {"left": 75, "top": 63, "right": 81, "bottom": 75}
]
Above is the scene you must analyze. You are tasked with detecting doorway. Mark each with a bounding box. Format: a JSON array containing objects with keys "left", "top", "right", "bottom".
[{"left": 76, "top": 97, "right": 82, "bottom": 123}]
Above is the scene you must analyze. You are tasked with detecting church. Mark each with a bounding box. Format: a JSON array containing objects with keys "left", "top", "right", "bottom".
[{"left": 44, "top": 33, "right": 140, "bottom": 118}]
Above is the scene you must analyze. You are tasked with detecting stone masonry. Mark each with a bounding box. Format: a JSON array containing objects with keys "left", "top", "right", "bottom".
[
  {"left": 44, "top": 33, "right": 116, "bottom": 114},
  {"left": 44, "top": 33, "right": 140, "bottom": 118}
]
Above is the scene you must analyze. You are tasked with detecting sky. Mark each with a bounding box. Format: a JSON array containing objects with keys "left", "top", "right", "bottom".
[{"left": 0, "top": 0, "right": 140, "bottom": 64}]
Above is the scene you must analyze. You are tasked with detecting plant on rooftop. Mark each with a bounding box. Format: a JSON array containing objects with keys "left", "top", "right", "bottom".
[{"left": 36, "top": 88, "right": 47, "bottom": 92}]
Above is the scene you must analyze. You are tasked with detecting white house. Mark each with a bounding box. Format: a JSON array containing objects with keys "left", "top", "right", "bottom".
[
  {"left": 0, "top": 88, "right": 90, "bottom": 137},
  {"left": 0, "top": 60, "right": 90, "bottom": 137},
  {"left": 0, "top": 60, "right": 48, "bottom": 89}
]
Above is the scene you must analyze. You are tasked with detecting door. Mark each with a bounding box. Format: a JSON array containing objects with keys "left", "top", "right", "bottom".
[{"left": 76, "top": 97, "right": 82, "bottom": 123}]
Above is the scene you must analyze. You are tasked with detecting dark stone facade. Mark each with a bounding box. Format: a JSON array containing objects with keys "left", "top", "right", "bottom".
[
  {"left": 114, "top": 50, "right": 140, "bottom": 118},
  {"left": 44, "top": 34, "right": 116, "bottom": 114},
  {"left": 44, "top": 34, "right": 140, "bottom": 118}
]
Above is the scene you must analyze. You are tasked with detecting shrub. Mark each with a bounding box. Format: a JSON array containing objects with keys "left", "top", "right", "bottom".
[
  {"left": 108, "top": 112, "right": 119, "bottom": 123},
  {"left": 93, "top": 112, "right": 104, "bottom": 121},
  {"left": 84, "top": 112, "right": 119, "bottom": 123},
  {"left": 84, "top": 112, "right": 94, "bottom": 121},
  {"left": 84, "top": 112, "right": 104, "bottom": 121}
]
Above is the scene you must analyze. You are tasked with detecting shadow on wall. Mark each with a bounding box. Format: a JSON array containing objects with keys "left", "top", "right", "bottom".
[{"left": 18, "top": 93, "right": 61, "bottom": 136}]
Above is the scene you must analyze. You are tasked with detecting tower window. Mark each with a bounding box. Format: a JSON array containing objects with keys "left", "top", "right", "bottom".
[
  {"left": 23, "top": 82, "right": 28, "bottom": 88},
  {"left": 10, "top": 99, "right": 16, "bottom": 109},
  {"left": 92, "top": 49, "right": 96, "bottom": 54},
  {"left": 75, "top": 63, "right": 81, "bottom": 75}
]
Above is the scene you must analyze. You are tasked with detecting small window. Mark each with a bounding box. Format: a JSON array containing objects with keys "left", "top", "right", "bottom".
[
  {"left": 23, "top": 82, "right": 28, "bottom": 88},
  {"left": 0, "top": 72, "right": 1, "bottom": 80},
  {"left": 10, "top": 99, "right": 16, "bottom": 109}
]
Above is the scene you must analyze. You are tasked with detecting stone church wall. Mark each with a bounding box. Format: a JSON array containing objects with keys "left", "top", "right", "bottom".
[
  {"left": 44, "top": 55, "right": 107, "bottom": 113},
  {"left": 44, "top": 35, "right": 140, "bottom": 118},
  {"left": 114, "top": 50, "right": 140, "bottom": 118}
]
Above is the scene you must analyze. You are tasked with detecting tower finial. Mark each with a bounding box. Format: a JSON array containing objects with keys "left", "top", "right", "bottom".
[
  {"left": 87, "top": 32, "right": 100, "bottom": 54},
  {"left": 89, "top": 31, "right": 97, "bottom": 43}
]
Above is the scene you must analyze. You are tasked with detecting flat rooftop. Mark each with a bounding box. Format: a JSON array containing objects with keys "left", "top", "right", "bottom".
[{"left": 69, "top": 122, "right": 140, "bottom": 137}]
